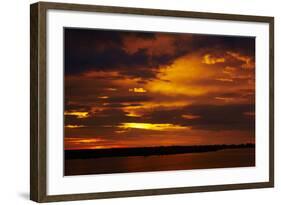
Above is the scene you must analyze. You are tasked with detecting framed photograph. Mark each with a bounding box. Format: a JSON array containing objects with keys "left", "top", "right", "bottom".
[{"left": 30, "top": 1, "right": 274, "bottom": 202}]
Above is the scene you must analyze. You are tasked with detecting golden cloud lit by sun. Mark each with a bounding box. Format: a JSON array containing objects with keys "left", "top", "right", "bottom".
[
  {"left": 118, "top": 123, "right": 190, "bottom": 131},
  {"left": 146, "top": 55, "right": 216, "bottom": 97},
  {"left": 129, "top": 88, "right": 147, "bottom": 93},
  {"left": 202, "top": 54, "right": 225, "bottom": 65},
  {"left": 65, "top": 125, "right": 86, "bottom": 128},
  {"left": 64, "top": 111, "right": 89, "bottom": 118},
  {"left": 125, "top": 111, "right": 142, "bottom": 117}
]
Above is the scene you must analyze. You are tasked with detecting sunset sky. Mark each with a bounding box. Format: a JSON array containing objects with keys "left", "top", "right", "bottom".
[{"left": 64, "top": 28, "right": 255, "bottom": 150}]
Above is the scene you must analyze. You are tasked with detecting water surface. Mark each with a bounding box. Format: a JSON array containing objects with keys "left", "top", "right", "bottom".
[{"left": 65, "top": 148, "right": 255, "bottom": 176}]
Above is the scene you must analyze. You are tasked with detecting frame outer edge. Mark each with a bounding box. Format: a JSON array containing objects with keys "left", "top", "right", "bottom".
[
  {"left": 269, "top": 17, "right": 274, "bottom": 187},
  {"left": 30, "top": 1, "right": 275, "bottom": 202},
  {"left": 38, "top": 1, "right": 273, "bottom": 22},
  {"left": 30, "top": 2, "right": 48, "bottom": 202},
  {"left": 30, "top": 2, "right": 39, "bottom": 202},
  {"left": 38, "top": 1, "right": 48, "bottom": 202}
]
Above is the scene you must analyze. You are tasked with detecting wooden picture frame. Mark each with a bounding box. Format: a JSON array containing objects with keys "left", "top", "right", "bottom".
[{"left": 30, "top": 1, "right": 274, "bottom": 202}]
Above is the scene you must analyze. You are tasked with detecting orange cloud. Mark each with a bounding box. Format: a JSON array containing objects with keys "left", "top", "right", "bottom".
[
  {"left": 98, "top": 96, "right": 109, "bottom": 99},
  {"left": 202, "top": 54, "right": 225, "bottom": 65},
  {"left": 215, "top": 78, "right": 234, "bottom": 82},
  {"left": 215, "top": 97, "right": 234, "bottom": 102},
  {"left": 182, "top": 114, "right": 201, "bottom": 120},
  {"left": 146, "top": 54, "right": 220, "bottom": 97},
  {"left": 65, "top": 137, "right": 104, "bottom": 144},
  {"left": 227, "top": 51, "right": 255, "bottom": 69},
  {"left": 125, "top": 111, "right": 142, "bottom": 117},
  {"left": 118, "top": 123, "right": 190, "bottom": 131},
  {"left": 64, "top": 111, "right": 89, "bottom": 118},
  {"left": 129, "top": 88, "right": 147, "bottom": 93},
  {"left": 65, "top": 125, "right": 86, "bottom": 128},
  {"left": 64, "top": 137, "right": 114, "bottom": 150}
]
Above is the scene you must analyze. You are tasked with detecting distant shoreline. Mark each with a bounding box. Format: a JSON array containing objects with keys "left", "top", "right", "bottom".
[{"left": 65, "top": 143, "right": 255, "bottom": 159}]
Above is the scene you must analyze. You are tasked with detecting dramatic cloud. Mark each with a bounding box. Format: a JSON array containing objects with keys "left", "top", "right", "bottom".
[{"left": 64, "top": 28, "right": 255, "bottom": 149}]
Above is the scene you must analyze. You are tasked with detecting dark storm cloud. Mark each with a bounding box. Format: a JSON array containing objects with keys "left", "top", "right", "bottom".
[
  {"left": 107, "top": 95, "right": 152, "bottom": 103},
  {"left": 184, "top": 104, "right": 255, "bottom": 130},
  {"left": 65, "top": 108, "right": 141, "bottom": 127},
  {"left": 64, "top": 103, "right": 91, "bottom": 112},
  {"left": 103, "top": 103, "right": 143, "bottom": 108},
  {"left": 64, "top": 28, "right": 255, "bottom": 81},
  {"left": 64, "top": 29, "right": 174, "bottom": 79},
  {"left": 145, "top": 104, "right": 255, "bottom": 131},
  {"left": 134, "top": 32, "right": 156, "bottom": 39},
  {"left": 65, "top": 102, "right": 254, "bottom": 132},
  {"left": 190, "top": 35, "right": 255, "bottom": 57}
]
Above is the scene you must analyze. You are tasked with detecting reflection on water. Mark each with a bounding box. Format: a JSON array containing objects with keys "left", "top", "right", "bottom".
[{"left": 65, "top": 148, "right": 255, "bottom": 176}]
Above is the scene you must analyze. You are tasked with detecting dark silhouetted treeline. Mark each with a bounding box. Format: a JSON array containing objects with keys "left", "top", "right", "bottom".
[{"left": 65, "top": 143, "right": 255, "bottom": 159}]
